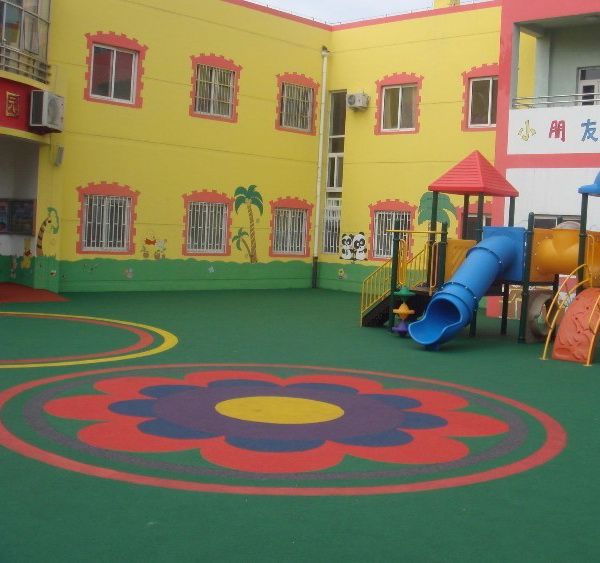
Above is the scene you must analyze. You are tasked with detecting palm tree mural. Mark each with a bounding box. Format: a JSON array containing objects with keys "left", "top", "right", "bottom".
[
  {"left": 417, "top": 192, "right": 457, "bottom": 225},
  {"left": 232, "top": 228, "right": 252, "bottom": 260},
  {"left": 36, "top": 207, "right": 60, "bottom": 256},
  {"left": 233, "top": 185, "right": 263, "bottom": 263}
]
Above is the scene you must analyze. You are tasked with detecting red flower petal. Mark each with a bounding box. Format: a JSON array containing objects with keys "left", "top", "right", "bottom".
[
  {"left": 434, "top": 411, "right": 509, "bottom": 437},
  {"left": 184, "top": 370, "right": 283, "bottom": 387},
  {"left": 199, "top": 437, "right": 346, "bottom": 473},
  {"left": 78, "top": 419, "right": 211, "bottom": 453},
  {"left": 285, "top": 375, "right": 385, "bottom": 393},
  {"left": 94, "top": 376, "right": 185, "bottom": 399},
  {"left": 344, "top": 434, "right": 470, "bottom": 464},
  {"left": 44, "top": 395, "right": 116, "bottom": 421},
  {"left": 395, "top": 389, "right": 469, "bottom": 410}
]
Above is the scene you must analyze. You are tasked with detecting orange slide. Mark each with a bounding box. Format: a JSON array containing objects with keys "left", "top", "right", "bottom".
[{"left": 552, "top": 288, "right": 600, "bottom": 365}]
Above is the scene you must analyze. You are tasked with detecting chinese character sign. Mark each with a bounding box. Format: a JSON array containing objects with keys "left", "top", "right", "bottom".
[{"left": 5, "top": 92, "right": 20, "bottom": 118}]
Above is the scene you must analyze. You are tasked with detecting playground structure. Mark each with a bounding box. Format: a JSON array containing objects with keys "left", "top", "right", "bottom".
[{"left": 360, "top": 152, "right": 600, "bottom": 366}]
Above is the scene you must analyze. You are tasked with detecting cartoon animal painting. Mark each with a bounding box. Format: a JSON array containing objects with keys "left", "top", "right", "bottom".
[
  {"left": 20, "top": 239, "right": 33, "bottom": 269},
  {"left": 36, "top": 207, "right": 60, "bottom": 257},
  {"left": 340, "top": 233, "right": 368, "bottom": 262}
]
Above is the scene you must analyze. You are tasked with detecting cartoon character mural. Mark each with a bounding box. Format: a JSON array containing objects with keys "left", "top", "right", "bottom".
[
  {"left": 233, "top": 185, "right": 263, "bottom": 263},
  {"left": 36, "top": 207, "right": 60, "bottom": 257},
  {"left": 141, "top": 233, "right": 167, "bottom": 259},
  {"left": 340, "top": 233, "right": 368, "bottom": 262},
  {"left": 20, "top": 239, "right": 33, "bottom": 269}
]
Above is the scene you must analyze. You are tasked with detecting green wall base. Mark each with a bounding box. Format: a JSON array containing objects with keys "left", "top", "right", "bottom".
[{"left": 316, "top": 261, "right": 375, "bottom": 293}]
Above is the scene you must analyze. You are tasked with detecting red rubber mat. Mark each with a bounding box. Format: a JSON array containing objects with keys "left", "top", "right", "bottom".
[{"left": 0, "top": 283, "right": 67, "bottom": 303}]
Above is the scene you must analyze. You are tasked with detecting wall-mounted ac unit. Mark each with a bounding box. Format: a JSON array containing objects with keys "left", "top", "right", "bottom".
[
  {"left": 347, "top": 93, "right": 369, "bottom": 110},
  {"left": 30, "top": 90, "right": 65, "bottom": 132}
]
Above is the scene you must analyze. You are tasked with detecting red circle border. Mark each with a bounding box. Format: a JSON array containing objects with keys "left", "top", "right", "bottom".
[
  {"left": 0, "top": 363, "right": 567, "bottom": 496},
  {"left": 0, "top": 314, "right": 154, "bottom": 364}
]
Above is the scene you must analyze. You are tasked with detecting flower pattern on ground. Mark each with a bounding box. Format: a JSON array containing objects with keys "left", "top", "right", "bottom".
[{"left": 44, "top": 370, "right": 509, "bottom": 473}]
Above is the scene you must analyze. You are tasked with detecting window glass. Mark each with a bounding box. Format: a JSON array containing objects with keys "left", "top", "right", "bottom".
[
  {"left": 330, "top": 91, "right": 347, "bottom": 136},
  {"left": 490, "top": 78, "right": 498, "bottom": 124},
  {"left": 5, "top": 4, "right": 22, "bottom": 47},
  {"left": 400, "top": 85, "right": 415, "bottom": 129},
  {"left": 91, "top": 46, "right": 112, "bottom": 98},
  {"left": 22, "top": 12, "right": 39, "bottom": 53},
  {"left": 470, "top": 79, "right": 491, "bottom": 125},
  {"left": 113, "top": 49, "right": 134, "bottom": 101},
  {"left": 382, "top": 87, "right": 400, "bottom": 130}
]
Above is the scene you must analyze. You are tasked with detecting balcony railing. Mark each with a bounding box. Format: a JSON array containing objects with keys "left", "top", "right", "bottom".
[
  {"left": 0, "top": 44, "right": 50, "bottom": 83},
  {"left": 513, "top": 93, "right": 600, "bottom": 109}
]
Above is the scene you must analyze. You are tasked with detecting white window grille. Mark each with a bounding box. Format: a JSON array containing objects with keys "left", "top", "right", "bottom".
[
  {"left": 186, "top": 201, "right": 227, "bottom": 254},
  {"left": 322, "top": 198, "right": 341, "bottom": 254},
  {"left": 90, "top": 44, "right": 137, "bottom": 103},
  {"left": 373, "top": 210, "right": 411, "bottom": 258},
  {"left": 280, "top": 83, "right": 313, "bottom": 131},
  {"left": 273, "top": 208, "right": 307, "bottom": 254},
  {"left": 195, "top": 65, "right": 235, "bottom": 118},
  {"left": 83, "top": 195, "right": 132, "bottom": 252},
  {"left": 469, "top": 77, "right": 498, "bottom": 127},
  {"left": 382, "top": 84, "right": 417, "bottom": 131}
]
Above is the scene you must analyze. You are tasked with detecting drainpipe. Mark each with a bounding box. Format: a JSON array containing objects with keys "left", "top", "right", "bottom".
[{"left": 312, "top": 46, "right": 330, "bottom": 289}]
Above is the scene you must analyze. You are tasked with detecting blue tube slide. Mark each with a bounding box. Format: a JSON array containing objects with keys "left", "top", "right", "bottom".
[{"left": 408, "top": 235, "right": 520, "bottom": 349}]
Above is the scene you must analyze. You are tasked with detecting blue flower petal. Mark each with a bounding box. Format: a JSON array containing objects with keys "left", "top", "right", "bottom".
[
  {"left": 286, "top": 383, "right": 358, "bottom": 394},
  {"left": 208, "top": 379, "right": 279, "bottom": 389},
  {"left": 140, "top": 385, "right": 201, "bottom": 398},
  {"left": 138, "top": 419, "right": 217, "bottom": 439},
  {"left": 399, "top": 412, "right": 447, "bottom": 430},
  {"left": 337, "top": 429, "right": 413, "bottom": 447},
  {"left": 226, "top": 436, "right": 324, "bottom": 453},
  {"left": 367, "top": 394, "right": 421, "bottom": 409},
  {"left": 109, "top": 399, "right": 156, "bottom": 417}
]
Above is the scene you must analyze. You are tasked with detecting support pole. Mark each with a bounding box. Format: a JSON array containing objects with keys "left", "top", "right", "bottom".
[
  {"left": 436, "top": 222, "right": 448, "bottom": 290},
  {"left": 461, "top": 195, "right": 470, "bottom": 239},
  {"left": 508, "top": 197, "right": 516, "bottom": 227},
  {"left": 388, "top": 219, "right": 401, "bottom": 331},
  {"left": 518, "top": 212, "right": 535, "bottom": 343},
  {"left": 476, "top": 193, "right": 485, "bottom": 242},
  {"left": 578, "top": 194, "right": 589, "bottom": 293},
  {"left": 501, "top": 197, "right": 516, "bottom": 335}
]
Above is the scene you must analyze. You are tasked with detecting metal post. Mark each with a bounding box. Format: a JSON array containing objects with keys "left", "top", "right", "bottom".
[
  {"left": 436, "top": 222, "right": 448, "bottom": 290},
  {"left": 508, "top": 197, "right": 516, "bottom": 227},
  {"left": 476, "top": 193, "right": 485, "bottom": 242},
  {"left": 578, "top": 194, "right": 589, "bottom": 293},
  {"left": 461, "top": 195, "right": 470, "bottom": 239},
  {"left": 518, "top": 212, "right": 535, "bottom": 343},
  {"left": 389, "top": 219, "right": 401, "bottom": 330}
]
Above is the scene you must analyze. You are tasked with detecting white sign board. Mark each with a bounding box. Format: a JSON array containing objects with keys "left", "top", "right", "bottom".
[{"left": 508, "top": 106, "right": 600, "bottom": 155}]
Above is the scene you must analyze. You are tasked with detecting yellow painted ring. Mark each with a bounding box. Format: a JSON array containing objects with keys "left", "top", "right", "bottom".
[{"left": 0, "top": 312, "right": 178, "bottom": 369}]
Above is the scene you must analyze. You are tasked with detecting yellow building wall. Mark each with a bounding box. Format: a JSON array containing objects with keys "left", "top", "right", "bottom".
[
  {"left": 319, "top": 5, "right": 503, "bottom": 271},
  {"left": 44, "top": 0, "right": 328, "bottom": 269}
]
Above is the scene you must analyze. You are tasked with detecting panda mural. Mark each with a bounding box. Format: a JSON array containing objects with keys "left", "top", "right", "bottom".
[
  {"left": 340, "top": 233, "right": 368, "bottom": 262},
  {"left": 340, "top": 234, "right": 354, "bottom": 260}
]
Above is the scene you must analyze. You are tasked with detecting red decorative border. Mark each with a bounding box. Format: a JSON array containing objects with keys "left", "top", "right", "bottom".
[
  {"left": 456, "top": 201, "right": 494, "bottom": 236},
  {"left": 0, "top": 314, "right": 153, "bottom": 364},
  {"left": 269, "top": 197, "right": 314, "bottom": 257},
  {"left": 189, "top": 55, "right": 242, "bottom": 123},
  {"left": 84, "top": 32, "right": 148, "bottom": 108},
  {"left": 461, "top": 64, "right": 499, "bottom": 132},
  {"left": 181, "top": 191, "right": 234, "bottom": 257},
  {"left": 0, "top": 362, "right": 567, "bottom": 496},
  {"left": 76, "top": 182, "right": 139, "bottom": 255},
  {"left": 275, "top": 73, "right": 319, "bottom": 136},
  {"left": 368, "top": 200, "right": 417, "bottom": 261},
  {"left": 374, "top": 73, "right": 423, "bottom": 135}
]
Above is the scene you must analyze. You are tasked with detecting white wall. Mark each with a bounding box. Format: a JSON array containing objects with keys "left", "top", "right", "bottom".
[
  {"left": 506, "top": 167, "right": 600, "bottom": 230},
  {"left": 0, "top": 137, "right": 39, "bottom": 256}
]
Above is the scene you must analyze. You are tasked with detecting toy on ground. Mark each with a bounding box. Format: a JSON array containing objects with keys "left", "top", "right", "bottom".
[{"left": 391, "top": 286, "right": 415, "bottom": 337}]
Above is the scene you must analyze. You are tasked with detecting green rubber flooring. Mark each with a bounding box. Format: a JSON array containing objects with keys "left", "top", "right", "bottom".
[{"left": 0, "top": 289, "right": 598, "bottom": 562}]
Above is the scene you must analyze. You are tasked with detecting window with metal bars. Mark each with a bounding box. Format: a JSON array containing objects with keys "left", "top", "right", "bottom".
[
  {"left": 90, "top": 44, "right": 137, "bottom": 103},
  {"left": 186, "top": 201, "right": 227, "bottom": 254},
  {"left": 322, "top": 198, "right": 341, "bottom": 254},
  {"left": 373, "top": 210, "right": 412, "bottom": 258},
  {"left": 273, "top": 208, "right": 307, "bottom": 255},
  {"left": 82, "top": 195, "right": 132, "bottom": 252},
  {"left": 280, "top": 82, "right": 313, "bottom": 132},
  {"left": 194, "top": 64, "right": 234, "bottom": 118}
]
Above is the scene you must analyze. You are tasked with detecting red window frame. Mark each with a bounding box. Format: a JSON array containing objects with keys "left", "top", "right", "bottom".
[
  {"left": 374, "top": 73, "right": 423, "bottom": 135},
  {"left": 84, "top": 32, "right": 148, "bottom": 108},
  {"left": 189, "top": 55, "right": 242, "bottom": 123},
  {"left": 269, "top": 197, "right": 314, "bottom": 257},
  {"left": 461, "top": 64, "right": 499, "bottom": 131},
  {"left": 182, "top": 191, "right": 234, "bottom": 257},
  {"left": 76, "top": 182, "right": 139, "bottom": 255},
  {"left": 275, "top": 73, "right": 319, "bottom": 136}
]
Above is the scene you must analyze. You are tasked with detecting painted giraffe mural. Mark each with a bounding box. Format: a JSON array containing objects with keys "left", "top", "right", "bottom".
[{"left": 36, "top": 207, "right": 60, "bottom": 257}]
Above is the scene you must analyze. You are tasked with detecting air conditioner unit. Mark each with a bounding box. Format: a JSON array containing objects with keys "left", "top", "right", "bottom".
[
  {"left": 30, "top": 90, "right": 65, "bottom": 132},
  {"left": 347, "top": 93, "right": 369, "bottom": 110}
]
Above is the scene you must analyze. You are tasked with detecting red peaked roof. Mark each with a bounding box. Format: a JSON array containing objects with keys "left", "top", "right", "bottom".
[{"left": 429, "top": 150, "right": 519, "bottom": 197}]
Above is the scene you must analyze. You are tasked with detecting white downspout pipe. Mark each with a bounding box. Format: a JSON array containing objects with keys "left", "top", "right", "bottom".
[{"left": 312, "top": 46, "right": 329, "bottom": 288}]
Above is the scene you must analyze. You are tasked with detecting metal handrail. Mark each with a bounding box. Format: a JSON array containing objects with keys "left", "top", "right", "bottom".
[
  {"left": 0, "top": 45, "right": 50, "bottom": 83},
  {"left": 513, "top": 92, "right": 600, "bottom": 109}
]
